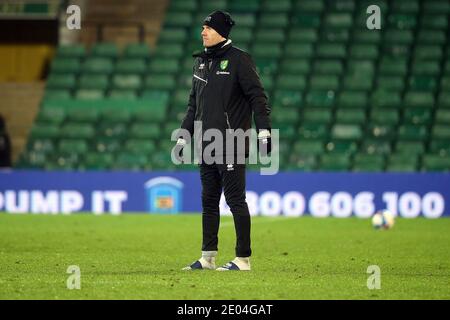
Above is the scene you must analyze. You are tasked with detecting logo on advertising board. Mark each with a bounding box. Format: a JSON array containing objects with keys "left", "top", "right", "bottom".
[{"left": 144, "top": 177, "right": 183, "bottom": 214}]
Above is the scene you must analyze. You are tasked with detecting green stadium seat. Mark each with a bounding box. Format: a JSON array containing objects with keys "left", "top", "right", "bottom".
[
  {"left": 262, "top": 0, "right": 291, "bottom": 12},
  {"left": 388, "top": 14, "right": 417, "bottom": 29},
  {"left": 108, "top": 90, "right": 138, "bottom": 100},
  {"left": 325, "top": 141, "right": 358, "bottom": 155},
  {"left": 229, "top": 0, "right": 260, "bottom": 13},
  {"left": 294, "top": 0, "right": 324, "bottom": 12},
  {"left": 168, "top": 0, "right": 198, "bottom": 11},
  {"left": 298, "top": 121, "right": 328, "bottom": 138},
  {"left": 435, "top": 109, "right": 450, "bottom": 124},
  {"left": 352, "top": 154, "right": 385, "bottom": 172},
  {"left": 404, "top": 108, "right": 432, "bottom": 125},
  {"left": 148, "top": 58, "right": 180, "bottom": 74},
  {"left": 288, "top": 28, "right": 318, "bottom": 43},
  {"left": 123, "top": 43, "right": 151, "bottom": 58},
  {"left": 272, "top": 108, "right": 300, "bottom": 125},
  {"left": 371, "top": 90, "right": 402, "bottom": 109},
  {"left": 316, "top": 44, "right": 347, "bottom": 59},
  {"left": 124, "top": 140, "right": 157, "bottom": 155},
  {"left": 349, "top": 44, "right": 379, "bottom": 60},
  {"left": 228, "top": 14, "right": 255, "bottom": 28},
  {"left": 414, "top": 45, "right": 443, "bottom": 60},
  {"left": 144, "top": 75, "right": 176, "bottom": 90},
  {"left": 324, "top": 13, "right": 353, "bottom": 28},
  {"left": 164, "top": 12, "right": 193, "bottom": 27},
  {"left": 421, "top": 154, "right": 450, "bottom": 172},
  {"left": 303, "top": 108, "right": 333, "bottom": 124},
  {"left": 252, "top": 44, "right": 283, "bottom": 59},
  {"left": 424, "top": 1, "right": 450, "bottom": 14},
  {"left": 37, "top": 108, "right": 66, "bottom": 125},
  {"left": 338, "top": 92, "right": 368, "bottom": 109},
  {"left": 258, "top": 14, "right": 289, "bottom": 28},
  {"left": 438, "top": 93, "right": 450, "bottom": 108},
  {"left": 353, "top": 30, "right": 381, "bottom": 44},
  {"left": 404, "top": 92, "right": 435, "bottom": 108},
  {"left": 150, "top": 150, "right": 175, "bottom": 170},
  {"left": 321, "top": 28, "right": 350, "bottom": 43},
  {"left": 231, "top": 28, "right": 252, "bottom": 43},
  {"left": 376, "top": 76, "right": 405, "bottom": 91},
  {"left": 95, "top": 137, "right": 122, "bottom": 153},
  {"left": 78, "top": 74, "right": 109, "bottom": 90},
  {"left": 153, "top": 43, "right": 184, "bottom": 58},
  {"left": 273, "top": 90, "right": 302, "bottom": 108},
  {"left": 75, "top": 89, "right": 105, "bottom": 100},
  {"left": 66, "top": 108, "right": 99, "bottom": 123},
  {"left": 60, "top": 123, "right": 95, "bottom": 139},
  {"left": 411, "top": 61, "right": 440, "bottom": 76},
  {"left": 46, "top": 74, "right": 76, "bottom": 90},
  {"left": 279, "top": 59, "right": 310, "bottom": 74},
  {"left": 378, "top": 58, "right": 408, "bottom": 76},
  {"left": 365, "top": 124, "right": 395, "bottom": 140},
  {"left": 287, "top": 153, "right": 317, "bottom": 171},
  {"left": 386, "top": 154, "right": 418, "bottom": 172},
  {"left": 158, "top": 28, "right": 188, "bottom": 43},
  {"left": 275, "top": 75, "right": 306, "bottom": 90},
  {"left": 392, "top": 0, "right": 419, "bottom": 13},
  {"left": 398, "top": 125, "right": 428, "bottom": 141},
  {"left": 27, "top": 138, "right": 55, "bottom": 154},
  {"left": 313, "top": 60, "right": 344, "bottom": 75},
  {"left": 319, "top": 154, "right": 351, "bottom": 171},
  {"left": 432, "top": 125, "right": 450, "bottom": 139},
  {"left": 46, "top": 152, "right": 79, "bottom": 170},
  {"left": 90, "top": 43, "right": 119, "bottom": 58},
  {"left": 335, "top": 109, "right": 366, "bottom": 125},
  {"left": 395, "top": 141, "right": 425, "bottom": 155},
  {"left": 129, "top": 123, "right": 160, "bottom": 139},
  {"left": 82, "top": 153, "right": 114, "bottom": 170},
  {"left": 429, "top": 140, "right": 450, "bottom": 155},
  {"left": 291, "top": 13, "right": 322, "bottom": 28},
  {"left": 115, "top": 59, "right": 147, "bottom": 74},
  {"left": 441, "top": 76, "right": 450, "bottom": 91},
  {"left": 82, "top": 58, "right": 114, "bottom": 74},
  {"left": 59, "top": 139, "right": 89, "bottom": 154},
  {"left": 305, "top": 91, "right": 335, "bottom": 108},
  {"left": 199, "top": 0, "right": 227, "bottom": 11},
  {"left": 361, "top": 140, "right": 392, "bottom": 155},
  {"left": 111, "top": 74, "right": 142, "bottom": 90},
  {"left": 43, "top": 89, "right": 72, "bottom": 100},
  {"left": 255, "top": 58, "right": 278, "bottom": 76},
  {"left": 255, "top": 29, "right": 285, "bottom": 43},
  {"left": 51, "top": 58, "right": 81, "bottom": 74},
  {"left": 331, "top": 124, "right": 363, "bottom": 140},
  {"left": 421, "top": 14, "right": 448, "bottom": 29},
  {"left": 113, "top": 152, "right": 149, "bottom": 170},
  {"left": 98, "top": 121, "right": 128, "bottom": 139},
  {"left": 293, "top": 140, "right": 325, "bottom": 155},
  {"left": 309, "top": 75, "right": 339, "bottom": 90},
  {"left": 56, "top": 45, "right": 86, "bottom": 59},
  {"left": 101, "top": 108, "right": 132, "bottom": 123},
  {"left": 30, "top": 124, "right": 60, "bottom": 139},
  {"left": 343, "top": 75, "right": 373, "bottom": 91},
  {"left": 370, "top": 109, "right": 399, "bottom": 125}
]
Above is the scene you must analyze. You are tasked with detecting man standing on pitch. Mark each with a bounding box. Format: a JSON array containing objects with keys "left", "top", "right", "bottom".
[{"left": 176, "top": 11, "right": 272, "bottom": 271}]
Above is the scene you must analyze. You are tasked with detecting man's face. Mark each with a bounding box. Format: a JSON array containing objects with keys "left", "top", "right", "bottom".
[{"left": 201, "top": 25, "right": 225, "bottom": 47}]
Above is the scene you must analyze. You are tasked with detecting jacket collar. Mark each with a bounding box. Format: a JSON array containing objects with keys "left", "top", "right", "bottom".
[{"left": 193, "top": 39, "right": 233, "bottom": 59}]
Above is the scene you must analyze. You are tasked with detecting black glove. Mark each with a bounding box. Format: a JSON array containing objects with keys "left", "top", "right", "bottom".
[{"left": 257, "top": 129, "right": 272, "bottom": 156}]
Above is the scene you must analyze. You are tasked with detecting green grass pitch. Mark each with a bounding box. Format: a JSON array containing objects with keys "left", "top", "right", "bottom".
[{"left": 0, "top": 213, "right": 449, "bottom": 300}]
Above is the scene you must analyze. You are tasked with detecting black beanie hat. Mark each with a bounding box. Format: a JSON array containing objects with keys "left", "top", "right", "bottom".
[{"left": 203, "top": 10, "right": 235, "bottom": 39}]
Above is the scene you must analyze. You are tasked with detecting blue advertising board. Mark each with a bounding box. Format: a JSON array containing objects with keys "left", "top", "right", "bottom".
[{"left": 0, "top": 170, "right": 449, "bottom": 218}]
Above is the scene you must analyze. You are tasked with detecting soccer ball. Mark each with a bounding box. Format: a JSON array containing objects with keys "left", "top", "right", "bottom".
[{"left": 372, "top": 210, "right": 395, "bottom": 230}]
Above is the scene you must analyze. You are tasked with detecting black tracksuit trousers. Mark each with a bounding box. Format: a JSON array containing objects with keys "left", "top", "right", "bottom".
[{"left": 200, "top": 163, "right": 251, "bottom": 257}]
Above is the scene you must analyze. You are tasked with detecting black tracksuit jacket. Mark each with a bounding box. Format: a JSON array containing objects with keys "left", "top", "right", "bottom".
[{"left": 180, "top": 40, "right": 271, "bottom": 159}]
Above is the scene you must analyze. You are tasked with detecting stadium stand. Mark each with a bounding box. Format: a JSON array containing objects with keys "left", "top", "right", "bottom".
[{"left": 15, "top": 0, "right": 450, "bottom": 172}]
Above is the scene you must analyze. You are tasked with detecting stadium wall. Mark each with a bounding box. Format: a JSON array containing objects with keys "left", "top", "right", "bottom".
[{"left": 0, "top": 171, "right": 449, "bottom": 218}]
